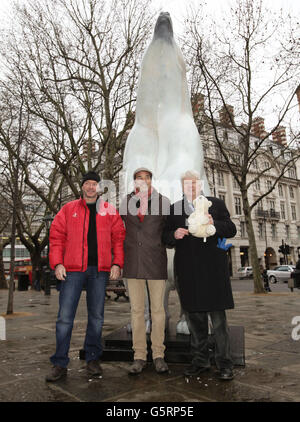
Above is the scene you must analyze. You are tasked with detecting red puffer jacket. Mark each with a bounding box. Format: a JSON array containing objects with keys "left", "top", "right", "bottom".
[{"left": 49, "top": 198, "right": 125, "bottom": 272}]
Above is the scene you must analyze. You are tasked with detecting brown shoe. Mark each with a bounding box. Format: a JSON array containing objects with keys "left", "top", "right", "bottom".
[
  {"left": 87, "top": 360, "right": 102, "bottom": 377},
  {"left": 45, "top": 365, "right": 67, "bottom": 382},
  {"left": 154, "top": 358, "right": 169, "bottom": 374},
  {"left": 128, "top": 359, "right": 147, "bottom": 375}
]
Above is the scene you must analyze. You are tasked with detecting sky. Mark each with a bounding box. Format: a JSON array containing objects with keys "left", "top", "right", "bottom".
[
  {"left": 0, "top": 0, "right": 299, "bottom": 131},
  {"left": 1, "top": 0, "right": 300, "bottom": 31}
]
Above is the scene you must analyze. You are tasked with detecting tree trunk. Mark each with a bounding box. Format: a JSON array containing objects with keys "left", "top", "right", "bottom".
[
  {"left": 0, "top": 243, "right": 8, "bottom": 289},
  {"left": 7, "top": 210, "right": 17, "bottom": 314},
  {"left": 30, "top": 251, "right": 42, "bottom": 290},
  {"left": 242, "top": 193, "right": 265, "bottom": 293}
]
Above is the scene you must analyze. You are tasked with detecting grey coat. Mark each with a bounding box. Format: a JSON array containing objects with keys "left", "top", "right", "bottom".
[{"left": 120, "top": 189, "right": 170, "bottom": 280}]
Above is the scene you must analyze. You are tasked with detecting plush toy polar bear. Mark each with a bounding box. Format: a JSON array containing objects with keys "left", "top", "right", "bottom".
[{"left": 187, "top": 195, "right": 216, "bottom": 241}]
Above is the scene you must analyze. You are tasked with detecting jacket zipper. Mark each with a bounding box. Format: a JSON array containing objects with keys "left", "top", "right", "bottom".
[{"left": 82, "top": 206, "right": 87, "bottom": 271}]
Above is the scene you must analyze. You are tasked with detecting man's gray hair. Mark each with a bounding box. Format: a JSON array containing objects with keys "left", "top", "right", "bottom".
[{"left": 180, "top": 170, "right": 201, "bottom": 183}]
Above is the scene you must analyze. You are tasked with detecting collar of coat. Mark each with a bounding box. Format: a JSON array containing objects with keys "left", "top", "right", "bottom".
[
  {"left": 129, "top": 187, "right": 159, "bottom": 202},
  {"left": 78, "top": 196, "right": 116, "bottom": 215}
]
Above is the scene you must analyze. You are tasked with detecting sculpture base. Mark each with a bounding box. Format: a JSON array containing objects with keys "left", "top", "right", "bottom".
[{"left": 79, "top": 323, "right": 245, "bottom": 367}]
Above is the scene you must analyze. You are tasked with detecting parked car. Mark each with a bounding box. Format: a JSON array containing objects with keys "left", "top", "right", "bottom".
[
  {"left": 237, "top": 266, "right": 253, "bottom": 279},
  {"left": 267, "top": 265, "right": 296, "bottom": 283}
]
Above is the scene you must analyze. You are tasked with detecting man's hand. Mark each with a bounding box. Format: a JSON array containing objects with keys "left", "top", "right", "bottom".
[
  {"left": 174, "top": 228, "right": 189, "bottom": 240},
  {"left": 110, "top": 265, "right": 121, "bottom": 280},
  {"left": 55, "top": 264, "right": 67, "bottom": 281},
  {"left": 208, "top": 214, "right": 214, "bottom": 225}
]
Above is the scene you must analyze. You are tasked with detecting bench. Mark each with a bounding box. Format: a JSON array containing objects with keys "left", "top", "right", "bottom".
[{"left": 106, "top": 279, "right": 129, "bottom": 301}]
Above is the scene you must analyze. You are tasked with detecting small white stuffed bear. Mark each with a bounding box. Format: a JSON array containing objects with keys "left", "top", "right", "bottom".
[{"left": 187, "top": 195, "right": 216, "bottom": 241}]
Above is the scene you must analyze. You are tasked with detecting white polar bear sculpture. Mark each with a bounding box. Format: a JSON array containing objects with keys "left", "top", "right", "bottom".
[
  {"left": 188, "top": 196, "right": 216, "bottom": 241},
  {"left": 122, "top": 12, "right": 210, "bottom": 202}
]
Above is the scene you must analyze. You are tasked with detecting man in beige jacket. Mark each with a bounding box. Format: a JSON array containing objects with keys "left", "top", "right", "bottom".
[{"left": 120, "top": 168, "right": 170, "bottom": 375}]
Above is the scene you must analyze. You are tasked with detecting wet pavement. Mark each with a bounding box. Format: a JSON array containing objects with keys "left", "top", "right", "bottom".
[{"left": 0, "top": 280, "right": 300, "bottom": 403}]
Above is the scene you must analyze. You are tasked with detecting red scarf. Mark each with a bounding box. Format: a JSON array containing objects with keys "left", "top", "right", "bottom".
[{"left": 135, "top": 187, "right": 153, "bottom": 222}]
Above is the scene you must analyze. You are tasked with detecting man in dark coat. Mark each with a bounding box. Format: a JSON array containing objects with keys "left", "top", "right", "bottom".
[
  {"left": 120, "top": 168, "right": 170, "bottom": 375},
  {"left": 162, "top": 170, "right": 237, "bottom": 381}
]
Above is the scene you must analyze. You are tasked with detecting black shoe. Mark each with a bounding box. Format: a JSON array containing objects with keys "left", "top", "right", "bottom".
[
  {"left": 87, "top": 360, "right": 102, "bottom": 377},
  {"left": 45, "top": 365, "right": 67, "bottom": 382},
  {"left": 128, "top": 359, "right": 147, "bottom": 375},
  {"left": 153, "top": 358, "right": 169, "bottom": 374},
  {"left": 184, "top": 363, "right": 210, "bottom": 377},
  {"left": 218, "top": 368, "right": 234, "bottom": 381}
]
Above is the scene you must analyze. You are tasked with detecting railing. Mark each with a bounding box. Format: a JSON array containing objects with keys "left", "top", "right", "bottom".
[{"left": 255, "top": 209, "right": 280, "bottom": 220}]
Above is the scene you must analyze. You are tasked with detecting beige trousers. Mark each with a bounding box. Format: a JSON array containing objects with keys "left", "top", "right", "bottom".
[{"left": 127, "top": 278, "right": 166, "bottom": 361}]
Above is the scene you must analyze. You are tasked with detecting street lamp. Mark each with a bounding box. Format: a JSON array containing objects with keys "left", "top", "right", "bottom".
[
  {"left": 42, "top": 214, "right": 54, "bottom": 296},
  {"left": 210, "top": 162, "right": 216, "bottom": 196}
]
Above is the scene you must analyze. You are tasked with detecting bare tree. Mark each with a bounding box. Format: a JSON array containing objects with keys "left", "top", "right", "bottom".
[
  {"left": 183, "top": 0, "right": 300, "bottom": 293},
  {"left": 2, "top": 0, "right": 153, "bottom": 199},
  {"left": 0, "top": 85, "right": 66, "bottom": 299}
]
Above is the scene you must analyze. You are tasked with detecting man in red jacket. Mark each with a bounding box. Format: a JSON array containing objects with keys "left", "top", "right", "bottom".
[{"left": 45, "top": 172, "right": 125, "bottom": 382}]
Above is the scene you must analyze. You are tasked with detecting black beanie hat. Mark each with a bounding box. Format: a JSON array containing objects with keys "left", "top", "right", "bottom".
[{"left": 81, "top": 171, "right": 100, "bottom": 187}]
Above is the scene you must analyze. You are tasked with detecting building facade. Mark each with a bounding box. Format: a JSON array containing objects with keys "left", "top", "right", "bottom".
[{"left": 194, "top": 100, "right": 300, "bottom": 276}]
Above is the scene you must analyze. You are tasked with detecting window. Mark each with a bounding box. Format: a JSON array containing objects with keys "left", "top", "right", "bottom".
[
  {"left": 269, "top": 200, "right": 275, "bottom": 212},
  {"left": 232, "top": 154, "right": 241, "bottom": 165},
  {"left": 219, "top": 194, "right": 226, "bottom": 203},
  {"left": 266, "top": 180, "right": 272, "bottom": 191},
  {"left": 278, "top": 184, "right": 283, "bottom": 197},
  {"left": 254, "top": 179, "right": 261, "bottom": 190},
  {"left": 218, "top": 172, "right": 224, "bottom": 186},
  {"left": 257, "top": 200, "right": 263, "bottom": 211},
  {"left": 285, "top": 225, "right": 290, "bottom": 239},
  {"left": 271, "top": 223, "right": 277, "bottom": 240},
  {"left": 15, "top": 248, "right": 30, "bottom": 258},
  {"left": 3, "top": 248, "right": 10, "bottom": 258},
  {"left": 289, "top": 186, "right": 294, "bottom": 198},
  {"left": 288, "top": 168, "right": 296, "bottom": 179},
  {"left": 297, "top": 227, "right": 300, "bottom": 241},
  {"left": 240, "top": 222, "right": 246, "bottom": 238},
  {"left": 232, "top": 176, "right": 239, "bottom": 190},
  {"left": 280, "top": 203, "right": 286, "bottom": 220},
  {"left": 258, "top": 222, "right": 264, "bottom": 240},
  {"left": 215, "top": 146, "right": 223, "bottom": 161},
  {"left": 234, "top": 197, "right": 242, "bottom": 215},
  {"left": 291, "top": 205, "right": 297, "bottom": 221},
  {"left": 2, "top": 248, "right": 30, "bottom": 258},
  {"left": 264, "top": 161, "right": 269, "bottom": 169}
]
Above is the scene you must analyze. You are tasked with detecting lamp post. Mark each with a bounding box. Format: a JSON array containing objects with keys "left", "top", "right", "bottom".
[
  {"left": 42, "top": 215, "right": 53, "bottom": 296},
  {"left": 263, "top": 212, "right": 269, "bottom": 269},
  {"left": 210, "top": 162, "right": 216, "bottom": 196}
]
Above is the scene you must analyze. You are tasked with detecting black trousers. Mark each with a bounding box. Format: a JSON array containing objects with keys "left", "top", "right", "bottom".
[{"left": 185, "top": 310, "right": 233, "bottom": 370}]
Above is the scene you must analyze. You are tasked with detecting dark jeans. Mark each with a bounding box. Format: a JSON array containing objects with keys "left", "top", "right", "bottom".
[
  {"left": 50, "top": 266, "right": 108, "bottom": 368},
  {"left": 186, "top": 310, "right": 233, "bottom": 370}
]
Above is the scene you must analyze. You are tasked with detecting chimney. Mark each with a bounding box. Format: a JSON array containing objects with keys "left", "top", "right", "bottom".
[
  {"left": 296, "top": 85, "right": 300, "bottom": 113},
  {"left": 219, "top": 104, "right": 234, "bottom": 127},
  {"left": 272, "top": 126, "right": 287, "bottom": 145},
  {"left": 251, "top": 117, "right": 267, "bottom": 139},
  {"left": 191, "top": 93, "right": 205, "bottom": 117},
  {"left": 82, "top": 139, "right": 96, "bottom": 160}
]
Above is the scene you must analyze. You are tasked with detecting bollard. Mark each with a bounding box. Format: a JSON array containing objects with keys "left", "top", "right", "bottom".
[{"left": 0, "top": 316, "right": 6, "bottom": 341}]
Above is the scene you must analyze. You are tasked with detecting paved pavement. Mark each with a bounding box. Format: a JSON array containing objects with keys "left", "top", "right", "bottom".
[{"left": 0, "top": 279, "right": 300, "bottom": 403}]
